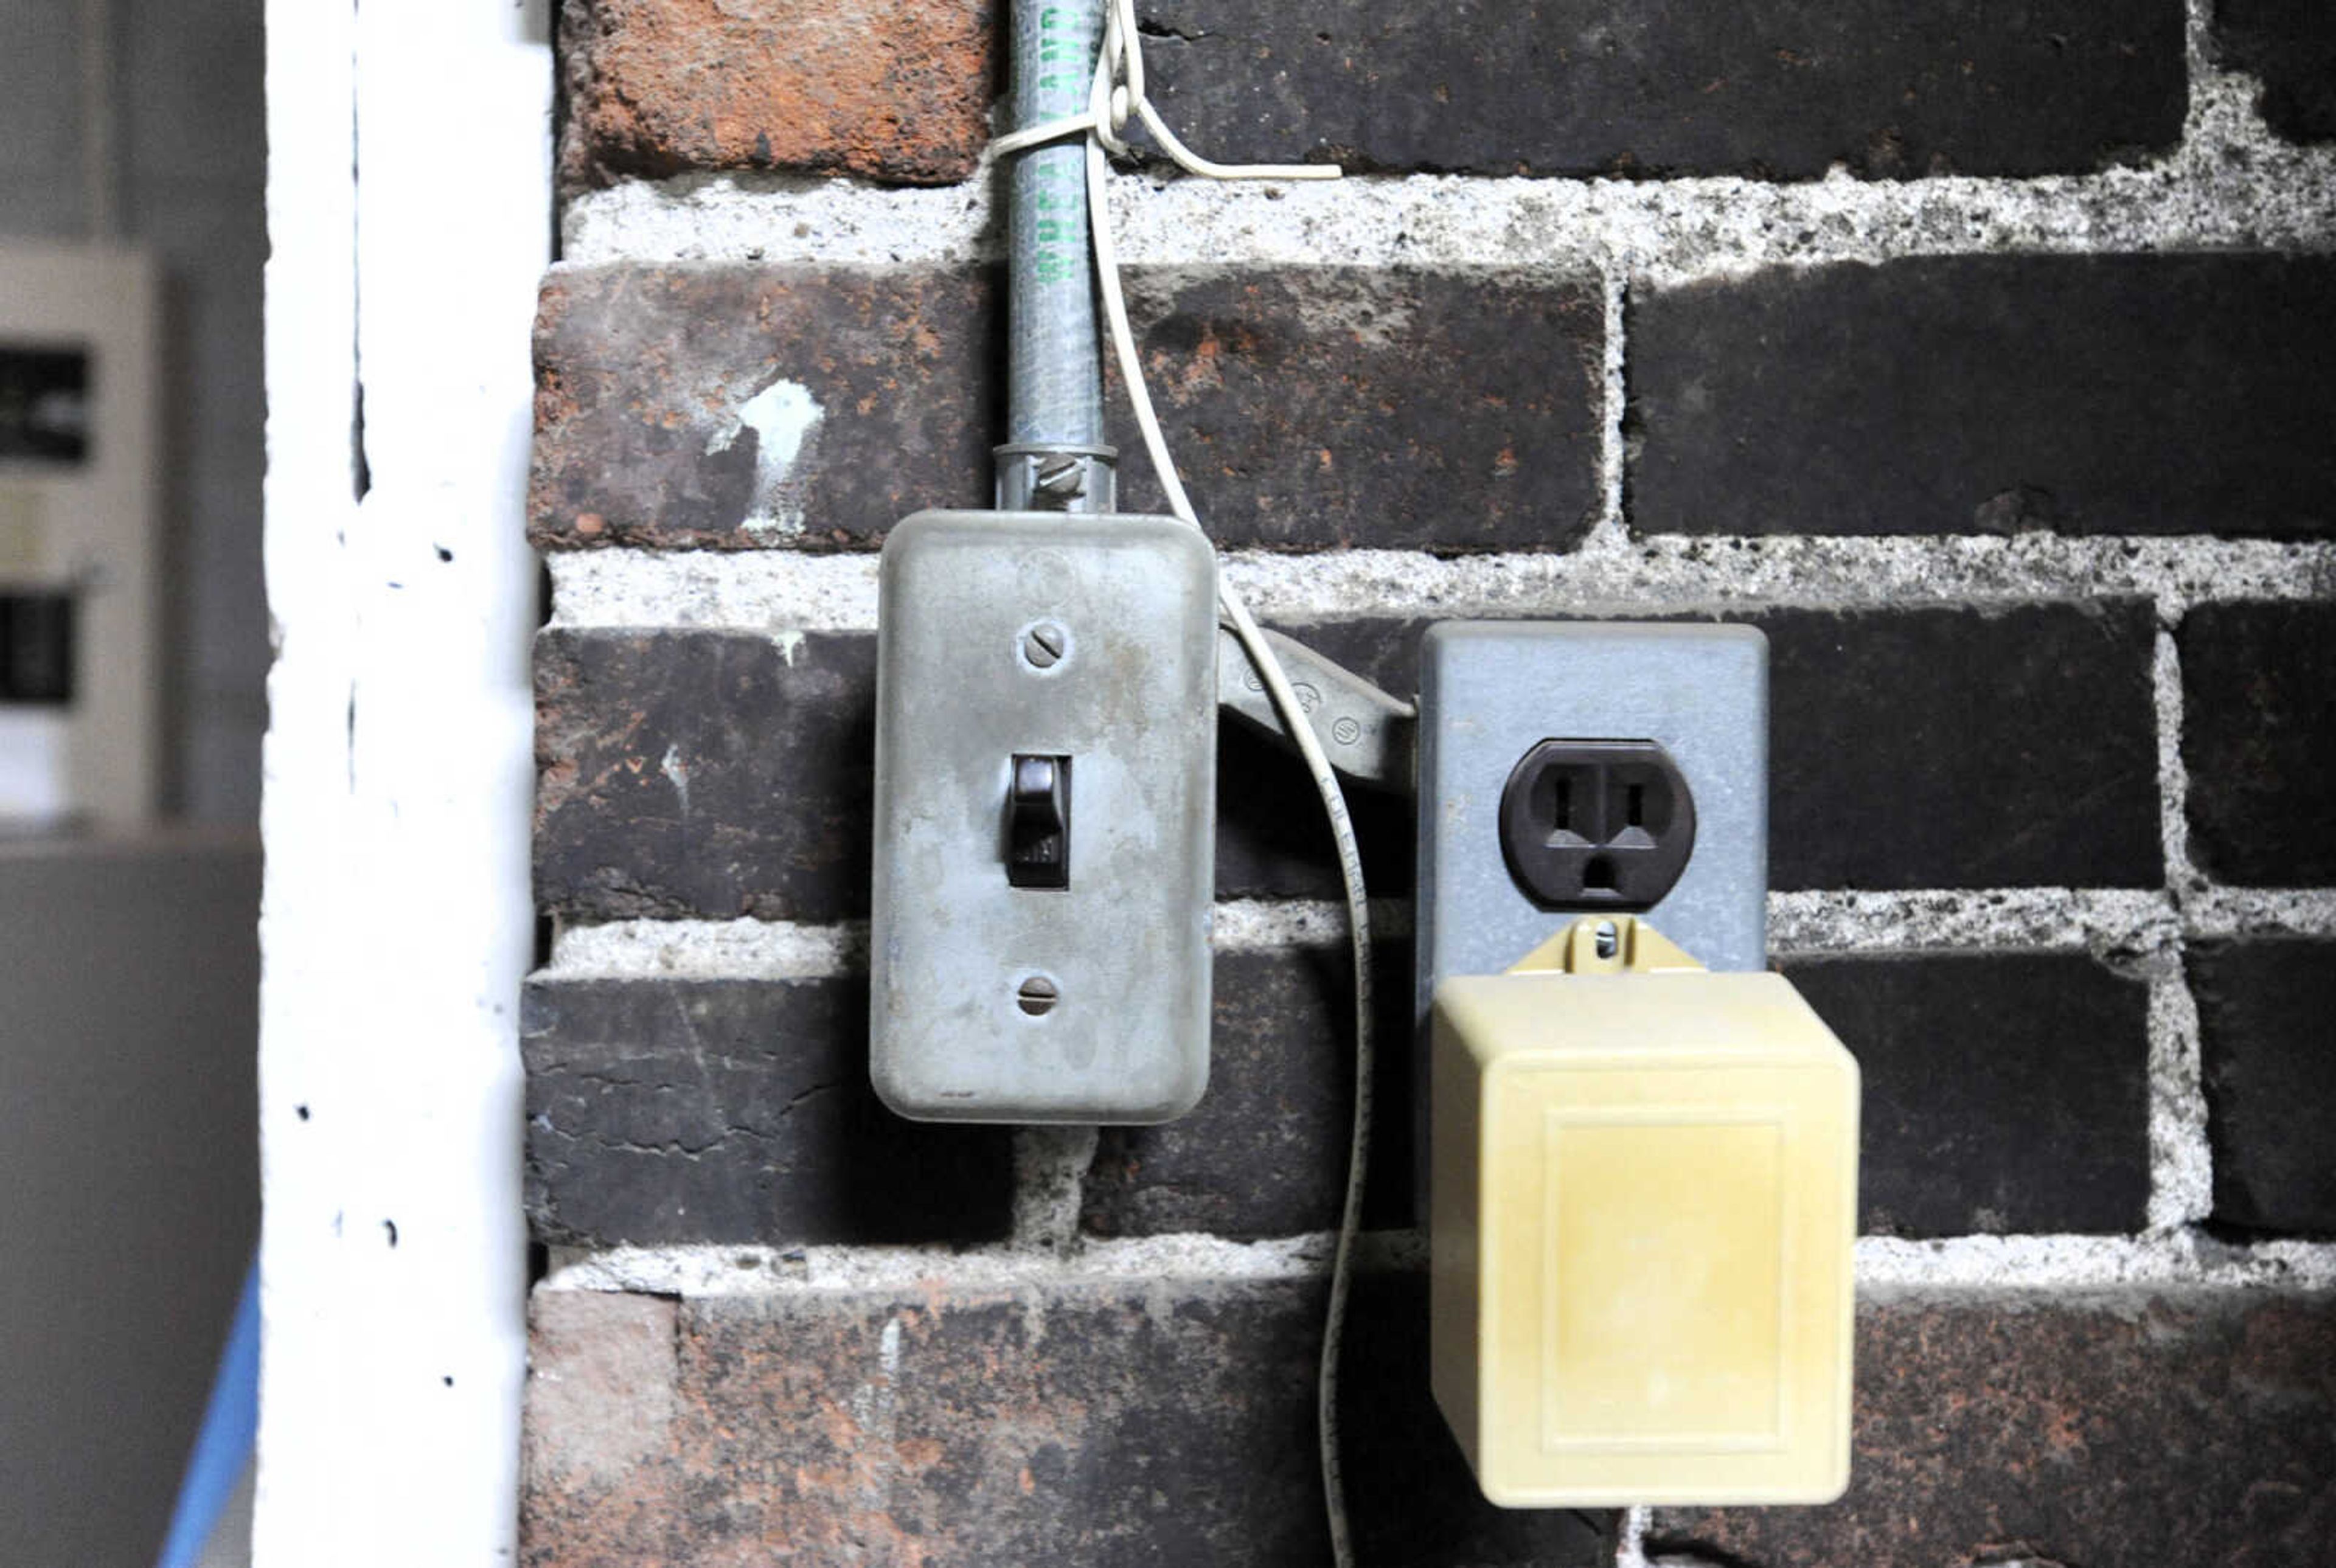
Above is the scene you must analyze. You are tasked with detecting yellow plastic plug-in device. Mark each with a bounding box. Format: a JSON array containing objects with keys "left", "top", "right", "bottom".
[{"left": 1430, "top": 917, "right": 1858, "bottom": 1507}]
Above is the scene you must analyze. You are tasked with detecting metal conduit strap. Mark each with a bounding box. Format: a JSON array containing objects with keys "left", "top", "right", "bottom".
[{"left": 998, "top": 0, "right": 1115, "bottom": 513}]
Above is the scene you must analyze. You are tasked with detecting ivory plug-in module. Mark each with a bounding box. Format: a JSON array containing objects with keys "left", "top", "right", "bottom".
[{"left": 1430, "top": 917, "right": 1859, "bottom": 1505}]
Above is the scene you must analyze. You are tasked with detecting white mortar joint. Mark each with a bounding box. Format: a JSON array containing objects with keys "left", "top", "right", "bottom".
[
  {"left": 540, "top": 1228, "right": 2336, "bottom": 1299},
  {"left": 550, "top": 536, "right": 2336, "bottom": 634},
  {"left": 551, "top": 888, "right": 2336, "bottom": 982}
]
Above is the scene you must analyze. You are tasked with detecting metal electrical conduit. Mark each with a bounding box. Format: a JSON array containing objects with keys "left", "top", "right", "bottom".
[
  {"left": 996, "top": 0, "right": 1416, "bottom": 785},
  {"left": 999, "top": 0, "right": 1116, "bottom": 512}
]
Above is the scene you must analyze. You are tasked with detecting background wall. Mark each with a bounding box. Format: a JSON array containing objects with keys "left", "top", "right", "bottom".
[
  {"left": 520, "top": 1, "right": 2336, "bottom": 1563},
  {"left": 0, "top": 835, "right": 260, "bottom": 1564},
  {"left": 0, "top": 3, "right": 266, "bottom": 1558},
  {"left": 0, "top": 0, "right": 268, "bottom": 822}
]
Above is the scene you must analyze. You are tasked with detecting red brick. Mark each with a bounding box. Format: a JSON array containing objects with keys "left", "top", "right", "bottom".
[
  {"left": 523, "top": 1292, "right": 679, "bottom": 1542},
  {"left": 1655, "top": 1289, "right": 2336, "bottom": 1568},
  {"left": 559, "top": 0, "right": 995, "bottom": 188},
  {"left": 520, "top": 1274, "right": 1605, "bottom": 1567},
  {"left": 528, "top": 265, "right": 1603, "bottom": 555}
]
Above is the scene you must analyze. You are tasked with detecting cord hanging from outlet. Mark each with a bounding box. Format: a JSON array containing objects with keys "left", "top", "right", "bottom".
[{"left": 994, "top": 11, "right": 1372, "bottom": 1564}]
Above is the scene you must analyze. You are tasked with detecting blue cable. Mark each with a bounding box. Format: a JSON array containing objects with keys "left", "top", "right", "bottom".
[{"left": 156, "top": 1256, "right": 259, "bottom": 1568}]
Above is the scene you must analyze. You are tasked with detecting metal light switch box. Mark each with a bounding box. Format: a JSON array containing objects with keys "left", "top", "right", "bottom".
[{"left": 871, "top": 509, "right": 1217, "bottom": 1123}]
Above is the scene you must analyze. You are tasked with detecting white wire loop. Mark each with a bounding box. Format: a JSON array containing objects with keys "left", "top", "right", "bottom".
[
  {"left": 995, "top": 10, "right": 1368, "bottom": 1567},
  {"left": 990, "top": 0, "right": 1341, "bottom": 184}
]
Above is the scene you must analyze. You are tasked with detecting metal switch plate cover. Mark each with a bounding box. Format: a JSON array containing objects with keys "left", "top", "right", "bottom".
[{"left": 871, "top": 509, "right": 1217, "bottom": 1123}]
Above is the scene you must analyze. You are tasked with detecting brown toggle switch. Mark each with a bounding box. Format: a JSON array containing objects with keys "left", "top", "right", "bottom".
[{"left": 1006, "top": 754, "right": 1071, "bottom": 888}]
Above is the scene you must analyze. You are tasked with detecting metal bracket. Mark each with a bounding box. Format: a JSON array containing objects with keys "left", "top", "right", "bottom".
[
  {"left": 994, "top": 443, "right": 1118, "bottom": 513},
  {"left": 1215, "top": 623, "right": 1416, "bottom": 794}
]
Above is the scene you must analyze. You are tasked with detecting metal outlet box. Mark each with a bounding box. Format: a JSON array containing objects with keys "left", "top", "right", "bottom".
[
  {"left": 1414, "top": 622, "right": 1769, "bottom": 1199},
  {"left": 871, "top": 510, "right": 1217, "bottom": 1123}
]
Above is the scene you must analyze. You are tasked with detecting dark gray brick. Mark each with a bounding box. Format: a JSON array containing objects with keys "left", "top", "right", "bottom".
[
  {"left": 530, "top": 265, "right": 1602, "bottom": 555},
  {"left": 1764, "top": 600, "right": 2163, "bottom": 890},
  {"left": 2190, "top": 938, "right": 2336, "bottom": 1236},
  {"left": 537, "top": 600, "right": 2158, "bottom": 925},
  {"left": 1089, "top": 945, "right": 2153, "bottom": 1244},
  {"left": 534, "top": 629, "right": 875, "bottom": 924},
  {"left": 536, "top": 625, "right": 1412, "bottom": 923},
  {"left": 1082, "top": 943, "right": 1415, "bottom": 1240},
  {"left": 1655, "top": 1290, "right": 2336, "bottom": 1568},
  {"left": 1630, "top": 254, "right": 2336, "bottom": 538},
  {"left": 2180, "top": 602, "right": 2336, "bottom": 887},
  {"left": 1783, "top": 951, "right": 2154, "bottom": 1236},
  {"left": 522, "top": 976, "right": 1013, "bottom": 1247},
  {"left": 1108, "top": 268, "right": 1603, "bottom": 552},
  {"left": 2217, "top": 0, "right": 2336, "bottom": 142},
  {"left": 1135, "top": 0, "right": 2184, "bottom": 178},
  {"left": 523, "top": 1272, "right": 1608, "bottom": 1568}
]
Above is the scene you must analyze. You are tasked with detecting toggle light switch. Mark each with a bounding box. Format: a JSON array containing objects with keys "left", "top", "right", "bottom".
[{"left": 1007, "top": 753, "right": 1071, "bottom": 888}]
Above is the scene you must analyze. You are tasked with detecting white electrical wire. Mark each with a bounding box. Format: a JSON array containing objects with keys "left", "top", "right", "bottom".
[{"left": 999, "top": 10, "right": 1370, "bottom": 1564}]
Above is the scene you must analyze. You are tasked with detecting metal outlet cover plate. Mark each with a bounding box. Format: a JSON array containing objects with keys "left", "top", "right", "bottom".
[
  {"left": 871, "top": 510, "right": 1218, "bottom": 1123},
  {"left": 1416, "top": 621, "right": 1769, "bottom": 1008}
]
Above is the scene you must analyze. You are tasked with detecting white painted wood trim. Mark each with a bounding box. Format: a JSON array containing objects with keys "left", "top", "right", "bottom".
[{"left": 256, "top": 4, "right": 549, "bottom": 1563}]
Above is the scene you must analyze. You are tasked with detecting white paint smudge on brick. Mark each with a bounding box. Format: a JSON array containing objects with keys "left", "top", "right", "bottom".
[{"left": 730, "top": 376, "right": 823, "bottom": 537}]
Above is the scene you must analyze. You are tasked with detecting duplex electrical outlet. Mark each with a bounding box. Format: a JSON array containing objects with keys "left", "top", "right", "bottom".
[
  {"left": 1414, "top": 622, "right": 1770, "bottom": 1199},
  {"left": 870, "top": 509, "right": 1217, "bottom": 1124},
  {"left": 1500, "top": 737, "right": 1697, "bottom": 910}
]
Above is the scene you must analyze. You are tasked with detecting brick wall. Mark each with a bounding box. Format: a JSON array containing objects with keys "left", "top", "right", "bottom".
[{"left": 521, "top": 2, "right": 2336, "bottom": 1563}]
